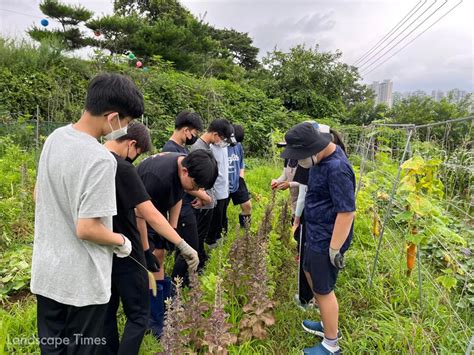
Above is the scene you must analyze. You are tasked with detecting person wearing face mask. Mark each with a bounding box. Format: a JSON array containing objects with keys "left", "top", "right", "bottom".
[
  {"left": 188, "top": 118, "right": 233, "bottom": 269},
  {"left": 162, "top": 111, "right": 210, "bottom": 284},
  {"left": 31, "top": 74, "right": 143, "bottom": 354},
  {"left": 281, "top": 122, "right": 355, "bottom": 355},
  {"left": 162, "top": 110, "right": 203, "bottom": 154},
  {"left": 136, "top": 149, "right": 218, "bottom": 338},
  {"left": 103, "top": 122, "right": 203, "bottom": 352},
  {"left": 205, "top": 123, "right": 236, "bottom": 249}
]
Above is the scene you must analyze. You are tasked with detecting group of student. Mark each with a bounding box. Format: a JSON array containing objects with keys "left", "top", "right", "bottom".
[
  {"left": 30, "top": 73, "right": 252, "bottom": 355},
  {"left": 31, "top": 73, "right": 355, "bottom": 355}
]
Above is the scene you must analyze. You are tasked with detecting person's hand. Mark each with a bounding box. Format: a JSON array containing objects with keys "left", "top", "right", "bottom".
[
  {"left": 144, "top": 249, "right": 160, "bottom": 272},
  {"left": 176, "top": 240, "right": 199, "bottom": 272},
  {"left": 201, "top": 193, "right": 212, "bottom": 206},
  {"left": 292, "top": 216, "right": 301, "bottom": 235},
  {"left": 271, "top": 179, "right": 279, "bottom": 190},
  {"left": 191, "top": 198, "right": 203, "bottom": 209},
  {"left": 114, "top": 234, "right": 132, "bottom": 258},
  {"left": 329, "top": 247, "right": 345, "bottom": 269},
  {"left": 277, "top": 181, "right": 290, "bottom": 190}
]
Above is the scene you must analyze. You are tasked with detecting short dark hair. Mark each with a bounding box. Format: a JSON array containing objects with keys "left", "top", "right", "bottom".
[
  {"left": 175, "top": 111, "right": 203, "bottom": 131},
  {"left": 208, "top": 118, "right": 232, "bottom": 139},
  {"left": 85, "top": 73, "right": 144, "bottom": 118},
  {"left": 233, "top": 124, "right": 244, "bottom": 143},
  {"left": 182, "top": 149, "right": 218, "bottom": 190},
  {"left": 116, "top": 121, "right": 152, "bottom": 153}
]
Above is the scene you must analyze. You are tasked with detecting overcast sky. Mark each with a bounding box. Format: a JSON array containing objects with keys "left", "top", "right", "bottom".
[{"left": 0, "top": 0, "right": 472, "bottom": 92}]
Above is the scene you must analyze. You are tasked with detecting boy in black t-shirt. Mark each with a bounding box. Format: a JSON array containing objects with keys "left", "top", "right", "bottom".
[
  {"left": 103, "top": 122, "right": 201, "bottom": 353},
  {"left": 162, "top": 110, "right": 203, "bottom": 154}
]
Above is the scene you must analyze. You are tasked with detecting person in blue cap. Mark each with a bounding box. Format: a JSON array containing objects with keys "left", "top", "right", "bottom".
[{"left": 281, "top": 122, "right": 356, "bottom": 355}]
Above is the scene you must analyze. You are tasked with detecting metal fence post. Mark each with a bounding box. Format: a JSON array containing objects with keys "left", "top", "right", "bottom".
[{"left": 369, "top": 128, "right": 414, "bottom": 287}]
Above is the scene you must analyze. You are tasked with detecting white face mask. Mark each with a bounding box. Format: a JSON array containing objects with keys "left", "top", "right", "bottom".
[
  {"left": 104, "top": 115, "right": 128, "bottom": 140},
  {"left": 298, "top": 155, "right": 316, "bottom": 169},
  {"left": 217, "top": 141, "right": 229, "bottom": 148}
]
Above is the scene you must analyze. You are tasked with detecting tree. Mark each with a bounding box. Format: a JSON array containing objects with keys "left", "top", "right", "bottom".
[
  {"left": 208, "top": 28, "right": 260, "bottom": 70},
  {"left": 29, "top": 0, "right": 93, "bottom": 50},
  {"left": 262, "top": 45, "right": 369, "bottom": 120}
]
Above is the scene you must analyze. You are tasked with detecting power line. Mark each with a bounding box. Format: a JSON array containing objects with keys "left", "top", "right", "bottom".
[
  {"left": 0, "top": 8, "right": 44, "bottom": 20},
  {"left": 353, "top": 0, "right": 425, "bottom": 66},
  {"left": 361, "top": 0, "right": 464, "bottom": 76},
  {"left": 358, "top": 0, "right": 441, "bottom": 71}
]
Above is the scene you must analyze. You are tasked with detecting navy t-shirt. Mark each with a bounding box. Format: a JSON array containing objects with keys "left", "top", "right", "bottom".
[
  {"left": 162, "top": 140, "right": 188, "bottom": 154},
  {"left": 228, "top": 143, "right": 244, "bottom": 193},
  {"left": 305, "top": 145, "right": 356, "bottom": 254}
]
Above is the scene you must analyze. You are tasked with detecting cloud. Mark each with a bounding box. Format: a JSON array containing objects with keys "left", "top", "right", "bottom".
[{"left": 252, "top": 11, "right": 336, "bottom": 55}]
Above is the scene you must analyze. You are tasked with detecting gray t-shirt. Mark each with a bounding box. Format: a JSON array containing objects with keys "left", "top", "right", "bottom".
[
  {"left": 210, "top": 144, "right": 229, "bottom": 200},
  {"left": 190, "top": 138, "right": 216, "bottom": 209},
  {"left": 31, "top": 124, "right": 117, "bottom": 307}
]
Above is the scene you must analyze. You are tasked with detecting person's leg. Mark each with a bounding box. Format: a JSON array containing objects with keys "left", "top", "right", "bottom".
[
  {"left": 298, "top": 217, "right": 313, "bottom": 305},
  {"left": 36, "top": 294, "right": 68, "bottom": 355},
  {"left": 302, "top": 248, "right": 341, "bottom": 352},
  {"left": 115, "top": 269, "right": 149, "bottom": 355},
  {"left": 206, "top": 199, "right": 226, "bottom": 245},
  {"left": 222, "top": 197, "right": 231, "bottom": 235},
  {"left": 172, "top": 214, "right": 198, "bottom": 284},
  {"left": 236, "top": 178, "right": 252, "bottom": 228},
  {"left": 65, "top": 301, "right": 108, "bottom": 355},
  {"left": 102, "top": 275, "right": 120, "bottom": 354},
  {"left": 196, "top": 209, "right": 213, "bottom": 269},
  {"left": 314, "top": 291, "right": 339, "bottom": 339}
]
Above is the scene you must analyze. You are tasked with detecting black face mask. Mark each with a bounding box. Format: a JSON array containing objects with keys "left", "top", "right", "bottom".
[
  {"left": 125, "top": 145, "right": 139, "bottom": 164},
  {"left": 185, "top": 134, "right": 198, "bottom": 145}
]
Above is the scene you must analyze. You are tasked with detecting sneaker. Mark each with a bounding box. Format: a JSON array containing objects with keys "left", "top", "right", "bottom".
[
  {"left": 303, "top": 343, "right": 341, "bottom": 355},
  {"left": 301, "top": 320, "right": 342, "bottom": 339},
  {"left": 294, "top": 294, "right": 319, "bottom": 312}
]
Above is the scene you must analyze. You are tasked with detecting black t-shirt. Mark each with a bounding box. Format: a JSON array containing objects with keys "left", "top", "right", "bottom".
[
  {"left": 111, "top": 153, "right": 151, "bottom": 273},
  {"left": 137, "top": 153, "right": 185, "bottom": 229},
  {"left": 162, "top": 140, "right": 194, "bottom": 216},
  {"left": 162, "top": 140, "right": 188, "bottom": 154}
]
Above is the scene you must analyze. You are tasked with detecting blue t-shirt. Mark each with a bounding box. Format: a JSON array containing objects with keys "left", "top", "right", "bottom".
[
  {"left": 227, "top": 143, "right": 244, "bottom": 193},
  {"left": 305, "top": 146, "right": 356, "bottom": 254}
]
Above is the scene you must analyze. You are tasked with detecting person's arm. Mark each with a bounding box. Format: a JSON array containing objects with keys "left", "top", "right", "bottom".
[
  {"left": 136, "top": 214, "right": 150, "bottom": 250},
  {"left": 187, "top": 189, "right": 212, "bottom": 205},
  {"left": 136, "top": 201, "right": 199, "bottom": 271},
  {"left": 240, "top": 169, "right": 245, "bottom": 178},
  {"left": 76, "top": 218, "right": 124, "bottom": 246},
  {"left": 330, "top": 212, "right": 355, "bottom": 250},
  {"left": 292, "top": 184, "right": 307, "bottom": 232},
  {"left": 135, "top": 201, "right": 182, "bottom": 245},
  {"left": 168, "top": 200, "right": 182, "bottom": 229}
]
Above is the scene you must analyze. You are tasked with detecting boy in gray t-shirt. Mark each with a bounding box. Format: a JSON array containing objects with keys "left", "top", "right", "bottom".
[{"left": 31, "top": 73, "right": 144, "bottom": 354}]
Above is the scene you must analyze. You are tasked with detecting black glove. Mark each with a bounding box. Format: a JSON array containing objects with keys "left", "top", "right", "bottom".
[{"left": 144, "top": 249, "right": 160, "bottom": 272}]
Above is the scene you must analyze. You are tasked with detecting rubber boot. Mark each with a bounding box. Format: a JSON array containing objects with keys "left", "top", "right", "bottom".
[
  {"left": 148, "top": 283, "right": 164, "bottom": 339},
  {"left": 239, "top": 214, "right": 251, "bottom": 229}
]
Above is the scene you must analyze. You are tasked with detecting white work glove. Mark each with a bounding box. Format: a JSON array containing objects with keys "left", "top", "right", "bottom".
[
  {"left": 114, "top": 234, "right": 132, "bottom": 258},
  {"left": 176, "top": 239, "right": 199, "bottom": 272},
  {"left": 329, "top": 247, "right": 345, "bottom": 270}
]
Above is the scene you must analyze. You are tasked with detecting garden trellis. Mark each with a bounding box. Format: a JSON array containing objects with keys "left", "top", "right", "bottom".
[{"left": 352, "top": 116, "right": 473, "bottom": 353}]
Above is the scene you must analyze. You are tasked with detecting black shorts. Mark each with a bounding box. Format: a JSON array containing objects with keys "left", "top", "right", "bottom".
[
  {"left": 148, "top": 231, "right": 175, "bottom": 252},
  {"left": 303, "top": 247, "right": 339, "bottom": 295},
  {"left": 229, "top": 177, "right": 250, "bottom": 205}
]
